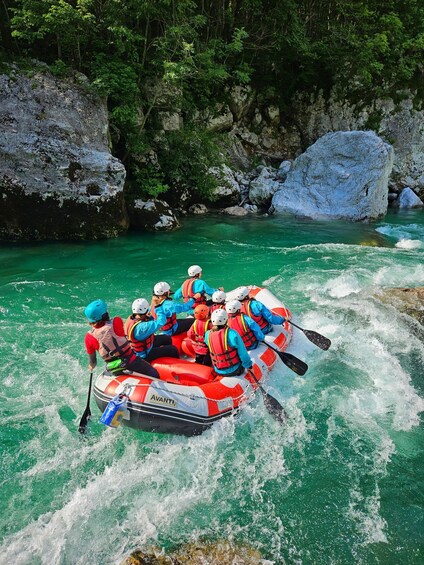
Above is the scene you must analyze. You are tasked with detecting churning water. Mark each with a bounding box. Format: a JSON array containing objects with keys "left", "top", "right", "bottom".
[{"left": 1, "top": 210, "right": 423, "bottom": 564}]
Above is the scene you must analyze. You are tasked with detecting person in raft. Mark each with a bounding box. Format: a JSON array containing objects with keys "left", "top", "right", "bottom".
[
  {"left": 205, "top": 309, "right": 253, "bottom": 377},
  {"left": 225, "top": 299, "right": 265, "bottom": 351},
  {"left": 186, "top": 304, "right": 213, "bottom": 366},
  {"left": 84, "top": 299, "right": 160, "bottom": 378},
  {"left": 173, "top": 265, "right": 224, "bottom": 307},
  {"left": 124, "top": 298, "right": 180, "bottom": 362},
  {"left": 233, "top": 286, "right": 286, "bottom": 335},
  {"left": 151, "top": 281, "right": 200, "bottom": 335},
  {"left": 210, "top": 290, "right": 226, "bottom": 313}
]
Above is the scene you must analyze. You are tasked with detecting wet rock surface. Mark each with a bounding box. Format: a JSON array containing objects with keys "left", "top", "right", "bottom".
[{"left": 376, "top": 287, "right": 424, "bottom": 325}]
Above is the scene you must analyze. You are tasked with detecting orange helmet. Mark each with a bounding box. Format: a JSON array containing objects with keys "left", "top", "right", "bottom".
[{"left": 194, "top": 304, "right": 209, "bottom": 320}]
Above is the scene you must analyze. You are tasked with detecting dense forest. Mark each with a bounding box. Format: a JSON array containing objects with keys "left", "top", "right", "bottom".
[{"left": 1, "top": 0, "right": 424, "bottom": 200}]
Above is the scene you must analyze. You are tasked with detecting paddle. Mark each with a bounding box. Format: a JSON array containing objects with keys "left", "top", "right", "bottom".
[
  {"left": 286, "top": 319, "right": 331, "bottom": 351},
  {"left": 78, "top": 371, "right": 93, "bottom": 435},
  {"left": 248, "top": 369, "right": 288, "bottom": 423},
  {"left": 264, "top": 341, "right": 308, "bottom": 376}
]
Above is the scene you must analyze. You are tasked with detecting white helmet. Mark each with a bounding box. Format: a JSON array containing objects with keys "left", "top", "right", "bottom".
[
  {"left": 188, "top": 265, "right": 202, "bottom": 277},
  {"left": 153, "top": 281, "right": 171, "bottom": 296},
  {"left": 211, "top": 309, "right": 228, "bottom": 326},
  {"left": 225, "top": 299, "right": 241, "bottom": 314},
  {"left": 132, "top": 298, "right": 149, "bottom": 314},
  {"left": 212, "top": 290, "right": 226, "bottom": 304},
  {"left": 234, "top": 286, "right": 250, "bottom": 301}
]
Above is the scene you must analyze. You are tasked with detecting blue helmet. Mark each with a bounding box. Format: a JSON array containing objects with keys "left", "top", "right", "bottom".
[{"left": 84, "top": 299, "right": 107, "bottom": 322}]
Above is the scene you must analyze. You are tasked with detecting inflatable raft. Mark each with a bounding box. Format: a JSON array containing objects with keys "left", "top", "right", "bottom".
[{"left": 93, "top": 286, "right": 292, "bottom": 435}]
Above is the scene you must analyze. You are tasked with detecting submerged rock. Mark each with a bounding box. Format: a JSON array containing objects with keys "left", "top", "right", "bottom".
[
  {"left": 376, "top": 287, "right": 424, "bottom": 325},
  {"left": 270, "top": 131, "right": 393, "bottom": 221},
  {"left": 0, "top": 69, "right": 128, "bottom": 240},
  {"left": 123, "top": 539, "right": 265, "bottom": 565}
]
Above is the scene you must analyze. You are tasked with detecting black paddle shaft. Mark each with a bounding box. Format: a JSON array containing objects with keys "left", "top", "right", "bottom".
[
  {"left": 248, "top": 370, "right": 288, "bottom": 423},
  {"left": 264, "top": 342, "right": 308, "bottom": 376},
  {"left": 78, "top": 371, "right": 93, "bottom": 434}
]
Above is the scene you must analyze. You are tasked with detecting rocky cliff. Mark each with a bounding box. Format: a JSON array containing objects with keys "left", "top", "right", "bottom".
[{"left": 0, "top": 66, "right": 128, "bottom": 240}]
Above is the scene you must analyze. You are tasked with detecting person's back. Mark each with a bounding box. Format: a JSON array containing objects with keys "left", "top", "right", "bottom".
[
  {"left": 152, "top": 281, "right": 198, "bottom": 336},
  {"left": 174, "top": 265, "right": 223, "bottom": 306},
  {"left": 125, "top": 298, "right": 179, "bottom": 361},
  {"left": 235, "top": 286, "right": 285, "bottom": 334},
  {"left": 186, "top": 304, "right": 212, "bottom": 365},
  {"left": 225, "top": 299, "right": 264, "bottom": 351},
  {"left": 84, "top": 299, "right": 160, "bottom": 378},
  {"left": 205, "top": 309, "right": 253, "bottom": 377}
]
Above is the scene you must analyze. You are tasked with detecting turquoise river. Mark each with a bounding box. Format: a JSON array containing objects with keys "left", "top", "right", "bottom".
[{"left": 1, "top": 210, "right": 423, "bottom": 565}]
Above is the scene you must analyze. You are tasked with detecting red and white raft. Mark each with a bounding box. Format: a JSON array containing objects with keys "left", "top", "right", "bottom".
[{"left": 93, "top": 286, "right": 292, "bottom": 435}]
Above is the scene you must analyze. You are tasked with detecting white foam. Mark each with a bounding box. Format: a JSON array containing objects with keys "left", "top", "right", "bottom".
[{"left": 395, "top": 238, "right": 424, "bottom": 249}]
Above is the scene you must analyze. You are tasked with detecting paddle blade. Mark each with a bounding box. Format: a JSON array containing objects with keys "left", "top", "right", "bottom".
[
  {"left": 279, "top": 351, "right": 308, "bottom": 376},
  {"left": 302, "top": 329, "right": 331, "bottom": 350},
  {"left": 262, "top": 390, "right": 288, "bottom": 423},
  {"left": 78, "top": 408, "right": 91, "bottom": 435}
]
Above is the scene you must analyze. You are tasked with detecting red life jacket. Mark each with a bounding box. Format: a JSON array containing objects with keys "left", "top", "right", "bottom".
[
  {"left": 90, "top": 319, "right": 131, "bottom": 361},
  {"left": 227, "top": 313, "right": 257, "bottom": 349},
  {"left": 207, "top": 327, "right": 241, "bottom": 370},
  {"left": 210, "top": 303, "right": 225, "bottom": 313},
  {"left": 191, "top": 318, "right": 212, "bottom": 355},
  {"left": 124, "top": 316, "right": 154, "bottom": 355},
  {"left": 240, "top": 299, "right": 269, "bottom": 331},
  {"left": 160, "top": 298, "right": 177, "bottom": 332},
  {"left": 181, "top": 277, "right": 207, "bottom": 306}
]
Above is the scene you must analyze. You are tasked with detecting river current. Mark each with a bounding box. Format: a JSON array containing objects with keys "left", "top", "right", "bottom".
[{"left": 1, "top": 210, "right": 423, "bottom": 564}]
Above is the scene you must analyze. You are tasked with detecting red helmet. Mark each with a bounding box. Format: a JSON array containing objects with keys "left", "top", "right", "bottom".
[{"left": 194, "top": 304, "right": 209, "bottom": 320}]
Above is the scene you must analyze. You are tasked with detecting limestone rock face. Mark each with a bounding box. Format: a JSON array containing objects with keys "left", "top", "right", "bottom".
[
  {"left": 271, "top": 131, "right": 394, "bottom": 221},
  {"left": 209, "top": 164, "right": 241, "bottom": 206},
  {"left": 286, "top": 90, "right": 424, "bottom": 197},
  {"left": 128, "top": 199, "right": 180, "bottom": 231},
  {"left": 249, "top": 166, "right": 280, "bottom": 207},
  {"left": 0, "top": 69, "right": 128, "bottom": 240}
]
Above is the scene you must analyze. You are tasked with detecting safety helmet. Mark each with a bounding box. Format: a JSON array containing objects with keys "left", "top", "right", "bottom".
[
  {"left": 234, "top": 286, "right": 250, "bottom": 301},
  {"left": 132, "top": 298, "right": 149, "bottom": 315},
  {"left": 153, "top": 281, "right": 171, "bottom": 296},
  {"left": 84, "top": 299, "right": 107, "bottom": 323},
  {"left": 188, "top": 265, "right": 202, "bottom": 277},
  {"left": 212, "top": 290, "right": 226, "bottom": 304},
  {"left": 194, "top": 304, "right": 209, "bottom": 320},
  {"left": 225, "top": 299, "right": 242, "bottom": 314},
  {"left": 211, "top": 309, "right": 228, "bottom": 326}
]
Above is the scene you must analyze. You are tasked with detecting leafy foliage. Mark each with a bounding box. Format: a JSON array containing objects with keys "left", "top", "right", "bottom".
[{"left": 3, "top": 0, "right": 424, "bottom": 198}]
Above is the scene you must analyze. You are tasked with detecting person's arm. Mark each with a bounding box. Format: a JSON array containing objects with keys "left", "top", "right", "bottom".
[
  {"left": 85, "top": 333, "right": 98, "bottom": 370},
  {"left": 245, "top": 315, "right": 265, "bottom": 342},
  {"left": 230, "top": 330, "right": 252, "bottom": 369},
  {"left": 134, "top": 308, "right": 167, "bottom": 340},
  {"left": 196, "top": 279, "right": 217, "bottom": 297},
  {"left": 173, "top": 286, "right": 183, "bottom": 300},
  {"left": 172, "top": 298, "right": 195, "bottom": 314},
  {"left": 253, "top": 301, "right": 285, "bottom": 325}
]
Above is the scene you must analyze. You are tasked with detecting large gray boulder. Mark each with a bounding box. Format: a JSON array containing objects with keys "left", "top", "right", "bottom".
[
  {"left": 0, "top": 68, "right": 128, "bottom": 240},
  {"left": 271, "top": 131, "right": 394, "bottom": 221}
]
